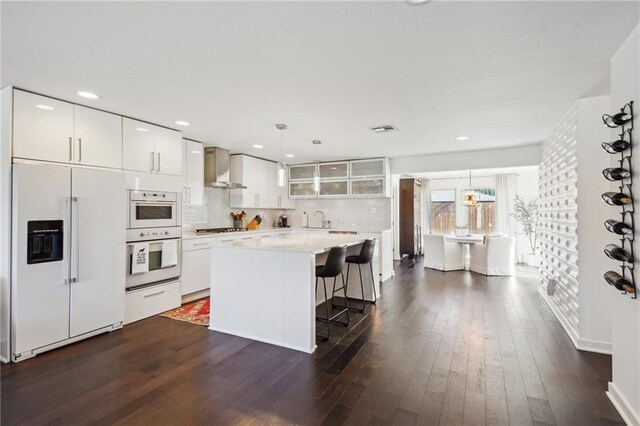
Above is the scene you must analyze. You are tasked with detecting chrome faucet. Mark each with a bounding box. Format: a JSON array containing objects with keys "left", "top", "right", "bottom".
[{"left": 314, "top": 210, "right": 328, "bottom": 228}]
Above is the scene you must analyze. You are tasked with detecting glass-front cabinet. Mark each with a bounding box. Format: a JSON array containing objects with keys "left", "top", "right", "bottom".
[
  {"left": 351, "top": 178, "right": 385, "bottom": 197},
  {"left": 318, "top": 162, "right": 349, "bottom": 179},
  {"left": 288, "top": 158, "right": 388, "bottom": 198},
  {"left": 289, "top": 181, "right": 316, "bottom": 198},
  {"left": 289, "top": 164, "right": 317, "bottom": 181},
  {"left": 319, "top": 180, "right": 349, "bottom": 197},
  {"left": 350, "top": 158, "right": 385, "bottom": 178}
]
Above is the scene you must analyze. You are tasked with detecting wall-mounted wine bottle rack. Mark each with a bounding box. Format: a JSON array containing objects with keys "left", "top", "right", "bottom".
[{"left": 602, "top": 101, "right": 636, "bottom": 299}]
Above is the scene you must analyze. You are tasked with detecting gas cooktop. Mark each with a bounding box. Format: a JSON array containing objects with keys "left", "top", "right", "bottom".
[{"left": 195, "top": 227, "right": 248, "bottom": 234}]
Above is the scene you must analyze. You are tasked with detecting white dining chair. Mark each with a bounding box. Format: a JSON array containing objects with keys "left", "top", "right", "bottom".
[
  {"left": 423, "top": 234, "right": 464, "bottom": 271},
  {"left": 469, "top": 236, "right": 516, "bottom": 276}
]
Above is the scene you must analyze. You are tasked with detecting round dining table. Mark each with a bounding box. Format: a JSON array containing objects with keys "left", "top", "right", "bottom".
[{"left": 444, "top": 234, "right": 484, "bottom": 269}]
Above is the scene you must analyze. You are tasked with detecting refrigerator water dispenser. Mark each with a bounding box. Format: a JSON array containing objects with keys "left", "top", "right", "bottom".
[{"left": 27, "top": 220, "right": 63, "bottom": 264}]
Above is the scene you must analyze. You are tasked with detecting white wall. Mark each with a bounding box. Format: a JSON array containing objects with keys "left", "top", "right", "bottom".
[
  {"left": 576, "top": 96, "right": 616, "bottom": 353},
  {"left": 538, "top": 96, "right": 615, "bottom": 356},
  {"left": 608, "top": 25, "right": 640, "bottom": 426},
  {"left": 390, "top": 144, "right": 542, "bottom": 175}
]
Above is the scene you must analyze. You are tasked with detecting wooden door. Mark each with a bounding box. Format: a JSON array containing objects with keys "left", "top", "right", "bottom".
[{"left": 399, "top": 178, "right": 415, "bottom": 257}]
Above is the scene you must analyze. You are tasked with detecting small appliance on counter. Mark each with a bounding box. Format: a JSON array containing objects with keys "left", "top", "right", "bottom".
[
  {"left": 275, "top": 214, "right": 289, "bottom": 228},
  {"left": 246, "top": 215, "right": 263, "bottom": 230}
]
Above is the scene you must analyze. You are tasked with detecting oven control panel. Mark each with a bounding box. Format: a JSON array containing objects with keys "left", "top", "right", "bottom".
[{"left": 126, "top": 226, "right": 182, "bottom": 242}]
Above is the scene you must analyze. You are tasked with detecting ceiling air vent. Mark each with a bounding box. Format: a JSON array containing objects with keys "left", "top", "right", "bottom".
[{"left": 370, "top": 124, "right": 398, "bottom": 133}]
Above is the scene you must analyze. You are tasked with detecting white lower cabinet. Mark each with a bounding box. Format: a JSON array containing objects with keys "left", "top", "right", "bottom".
[
  {"left": 182, "top": 242, "right": 212, "bottom": 295},
  {"left": 124, "top": 280, "right": 181, "bottom": 325}
]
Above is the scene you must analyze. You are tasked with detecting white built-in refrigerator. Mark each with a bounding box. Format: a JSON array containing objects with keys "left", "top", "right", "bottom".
[{"left": 11, "top": 162, "right": 125, "bottom": 361}]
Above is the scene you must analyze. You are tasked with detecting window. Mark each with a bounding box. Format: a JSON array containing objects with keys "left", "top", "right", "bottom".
[
  {"left": 430, "top": 189, "right": 456, "bottom": 233},
  {"left": 467, "top": 189, "right": 496, "bottom": 234}
]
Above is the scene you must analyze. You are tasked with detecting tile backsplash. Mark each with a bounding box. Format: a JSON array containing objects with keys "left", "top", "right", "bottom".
[
  {"left": 182, "top": 188, "right": 287, "bottom": 230},
  {"left": 183, "top": 188, "right": 392, "bottom": 231}
]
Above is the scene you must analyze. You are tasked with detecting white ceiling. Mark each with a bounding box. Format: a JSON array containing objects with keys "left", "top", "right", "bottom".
[{"left": 2, "top": 1, "right": 638, "bottom": 163}]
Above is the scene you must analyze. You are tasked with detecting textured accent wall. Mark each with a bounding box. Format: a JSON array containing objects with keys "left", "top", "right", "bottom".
[
  {"left": 539, "top": 104, "right": 580, "bottom": 339},
  {"left": 538, "top": 95, "right": 614, "bottom": 354}
]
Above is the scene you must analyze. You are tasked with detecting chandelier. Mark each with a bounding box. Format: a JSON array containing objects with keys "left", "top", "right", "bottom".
[{"left": 463, "top": 170, "right": 478, "bottom": 207}]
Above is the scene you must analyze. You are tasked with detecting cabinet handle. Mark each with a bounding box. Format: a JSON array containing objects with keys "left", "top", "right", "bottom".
[
  {"left": 221, "top": 239, "right": 234, "bottom": 243},
  {"left": 68, "top": 137, "right": 73, "bottom": 161},
  {"left": 192, "top": 242, "right": 210, "bottom": 247},
  {"left": 157, "top": 153, "right": 161, "bottom": 173},
  {"left": 150, "top": 152, "right": 155, "bottom": 171},
  {"left": 78, "top": 138, "right": 82, "bottom": 162},
  {"left": 143, "top": 290, "right": 165, "bottom": 298}
]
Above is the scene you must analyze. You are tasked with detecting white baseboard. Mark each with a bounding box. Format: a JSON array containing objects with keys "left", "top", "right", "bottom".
[
  {"left": 181, "top": 289, "right": 210, "bottom": 304},
  {"left": 538, "top": 289, "right": 612, "bottom": 355},
  {"left": 577, "top": 336, "right": 612, "bottom": 355},
  {"left": 538, "top": 288, "right": 613, "bottom": 355},
  {"left": 608, "top": 381, "right": 640, "bottom": 426},
  {"left": 539, "top": 288, "right": 580, "bottom": 346}
]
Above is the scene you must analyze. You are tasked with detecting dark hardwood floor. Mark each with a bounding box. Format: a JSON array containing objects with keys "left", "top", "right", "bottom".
[{"left": 2, "top": 260, "right": 624, "bottom": 425}]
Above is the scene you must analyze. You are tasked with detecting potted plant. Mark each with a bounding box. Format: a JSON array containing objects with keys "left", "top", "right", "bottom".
[{"left": 511, "top": 195, "right": 539, "bottom": 266}]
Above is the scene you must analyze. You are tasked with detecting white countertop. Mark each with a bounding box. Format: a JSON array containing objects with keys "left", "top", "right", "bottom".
[
  {"left": 210, "top": 233, "right": 368, "bottom": 254},
  {"left": 182, "top": 227, "right": 391, "bottom": 240}
]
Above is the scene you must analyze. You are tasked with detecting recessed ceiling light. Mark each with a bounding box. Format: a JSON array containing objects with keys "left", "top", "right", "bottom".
[
  {"left": 370, "top": 124, "right": 398, "bottom": 133},
  {"left": 175, "top": 120, "right": 190, "bottom": 126},
  {"left": 285, "top": 154, "right": 295, "bottom": 158},
  {"left": 456, "top": 136, "right": 470, "bottom": 141},
  {"left": 77, "top": 91, "right": 99, "bottom": 99},
  {"left": 253, "top": 144, "right": 263, "bottom": 149},
  {"left": 135, "top": 127, "right": 149, "bottom": 132},
  {"left": 35, "top": 104, "right": 55, "bottom": 111}
]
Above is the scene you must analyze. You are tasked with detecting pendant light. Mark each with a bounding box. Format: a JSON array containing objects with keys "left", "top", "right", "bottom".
[
  {"left": 276, "top": 123, "right": 287, "bottom": 187},
  {"left": 312, "top": 140, "right": 321, "bottom": 192},
  {"left": 463, "top": 170, "right": 478, "bottom": 207}
]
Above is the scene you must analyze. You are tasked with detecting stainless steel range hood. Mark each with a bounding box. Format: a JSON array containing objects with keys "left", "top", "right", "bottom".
[{"left": 204, "top": 147, "right": 246, "bottom": 189}]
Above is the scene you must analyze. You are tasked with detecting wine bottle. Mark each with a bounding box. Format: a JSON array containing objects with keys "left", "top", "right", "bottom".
[
  {"left": 603, "top": 112, "right": 632, "bottom": 128},
  {"left": 604, "top": 219, "right": 633, "bottom": 235},
  {"left": 602, "top": 167, "right": 631, "bottom": 181},
  {"left": 604, "top": 271, "right": 636, "bottom": 294},
  {"left": 604, "top": 244, "right": 633, "bottom": 263},
  {"left": 602, "top": 192, "right": 633, "bottom": 206},
  {"left": 602, "top": 139, "right": 631, "bottom": 154}
]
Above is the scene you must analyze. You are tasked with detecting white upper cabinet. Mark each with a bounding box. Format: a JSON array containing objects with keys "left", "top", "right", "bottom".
[
  {"left": 74, "top": 105, "right": 122, "bottom": 169},
  {"left": 319, "top": 162, "right": 349, "bottom": 179},
  {"left": 289, "top": 158, "right": 389, "bottom": 198},
  {"left": 13, "top": 90, "right": 122, "bottom": 169},
  {"left": 122, "top": 118, "right": 182, "bottom": 176},
  {"left": 183, "top": 139, "right": 204, "bottom": 205},
  {"left": 289, "top": 164, "right": 317, "bottom": 181},
  {"left": 13, "top": 90, "right": 76, "bottom": 164},
  {"left": 266, "top": 162, "right": 295, "bottom": 209},
  {"left": 230, "top": 155, "right": 295, "bottom": 209},
  {"left": 123, "top": 118, "right": 155, "bottom": 173},
  {"left": 155, "top": 127, "right": 182, "bottom": 176},
  {"left": 350, "top": 158, "right": 386, "bottom": 177}
]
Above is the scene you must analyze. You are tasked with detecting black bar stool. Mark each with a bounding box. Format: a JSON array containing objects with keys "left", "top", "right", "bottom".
[
  {"left": 316, "top": 245, "right": 349, "bottom": 341},
  {"left": 334, "top": 238, "right": 377, "bottom": 313}
]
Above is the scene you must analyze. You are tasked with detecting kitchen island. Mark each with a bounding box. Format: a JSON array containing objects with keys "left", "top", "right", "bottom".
[{"left": 209, "top": 231, "right": 381, "bottom": 353}]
